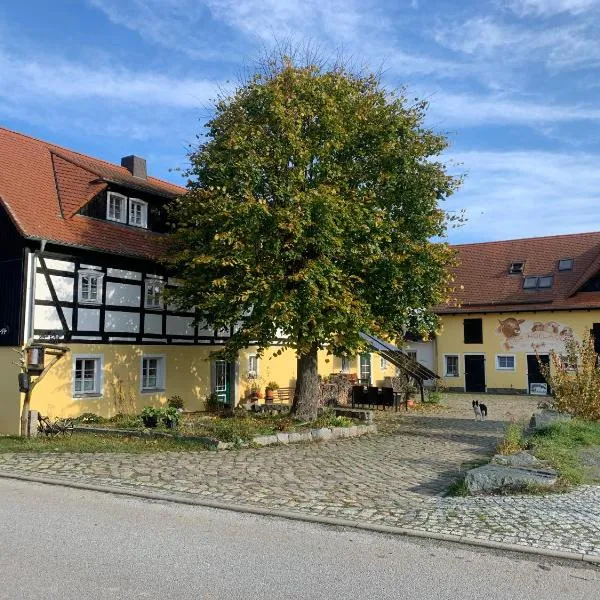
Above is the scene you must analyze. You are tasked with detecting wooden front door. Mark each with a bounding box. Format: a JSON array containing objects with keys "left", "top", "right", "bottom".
[{"left": 464, "top": 355, "right": 486, "bottom": 393}]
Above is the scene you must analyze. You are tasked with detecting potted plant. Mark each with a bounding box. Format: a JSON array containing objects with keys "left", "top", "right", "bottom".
[
  {"left": 248, "top": 382, "right": 261, "bottom": 403},
  {"left": 161, "top": 406, "right": 180, "bottom": 429},
  {"left": 265, "top": 381, "right": 279, "bottom": 404},
  {"left": 141, "top": 406, "right": 160, "bottom": 428}
]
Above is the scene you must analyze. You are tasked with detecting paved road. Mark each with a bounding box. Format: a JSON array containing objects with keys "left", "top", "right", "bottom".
[
  {"left": 1, "top": 479, "right": 599, "bottom": 600},
  {"left": 2, "top": 394, "right": 600, "bottom": 557}
]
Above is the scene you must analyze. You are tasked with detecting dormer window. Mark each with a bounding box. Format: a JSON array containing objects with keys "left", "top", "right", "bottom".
[
  {"left": 558, "top": 258, "right": 574, "bottom": 271},
  {"left": 144, "top": 278, "right": 163, "bottom": 309},
  {"left": 509, "top": 261, "right": 524, "bottom": 274},
  {"left": 107, "top": 192, "right": 126, "bottom": 223},
  {"left": 523, "top": 275, "right": 553, "bottom": 290},
  {"left": 129, "top": 199, "right": 148, "bottom": 228},
  {"left": 79, "top": 270, "right": 104, "bottom": 304}
]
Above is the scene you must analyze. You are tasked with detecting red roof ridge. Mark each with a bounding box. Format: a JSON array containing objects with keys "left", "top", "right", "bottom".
[
  {"left": 452, "top": 230, "right": 600, "bottom": 248},
  {"left": 0, "top": 124, "right": 186, "bottom": 193}
]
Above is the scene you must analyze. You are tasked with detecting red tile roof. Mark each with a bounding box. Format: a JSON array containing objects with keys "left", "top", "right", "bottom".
[
  {"left": 440, "top": 231, "right": 600, "bottom": 314},
  {"left": 0, "top": 126, "right": 185, "bottom": 260}
]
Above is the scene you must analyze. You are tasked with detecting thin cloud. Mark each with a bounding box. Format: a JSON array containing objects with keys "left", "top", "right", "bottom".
[
  {"left": 434, "top": 16, "right": 600, "bottom": 71},
  {"left": 426, "top": 91, "right": 600, "bottom": 127},
  {"left": 447, "top": 150, "right": 600, "bottom": 243},
  {"left": 0, "top": 50, "right": 219, "bottom": 108},
  {"left": 505, "top": 0, "right": 599, "bottom": 17}
]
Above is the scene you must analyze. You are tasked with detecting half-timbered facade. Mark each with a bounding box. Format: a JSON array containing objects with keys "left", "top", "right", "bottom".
[
  {"left": 0, "top": 126, "right": 246, "bottom": 432},
  {"left": 0, "top": 126, "right": 397, "bottom": 433}
]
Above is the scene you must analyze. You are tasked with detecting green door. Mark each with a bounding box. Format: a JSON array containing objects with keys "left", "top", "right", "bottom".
[
  {"left": 359, "top": 354, "right": 372, "bottom": 385},
  {"left": 214, "top": 360, "right": 233, "bottom": 405}
]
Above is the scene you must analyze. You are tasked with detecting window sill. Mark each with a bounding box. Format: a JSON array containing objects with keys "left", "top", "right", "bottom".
[
  {"left": 445, "top": 374, "right": 459, "bottom": 378},
  {"left": 78, "top": 299, "right": 102, "bottom": 305},
  {"left": 496, "top": 368, "right": 515, "bottom": 371},
  {"left": 141, "top": 388, "right": 165, "bottom": 394},
  {"left": 73, "top": 393, "right": 102, "bottom": 399}
]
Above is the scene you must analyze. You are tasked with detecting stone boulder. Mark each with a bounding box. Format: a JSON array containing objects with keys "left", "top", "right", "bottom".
[
  {"left": 465, "top": 461, "right": 558, "bottom": 494},
  {"left": 491, "top": 451, "right": 545, "bottom": 469},
  {"left": 529, "top": 410, "right": 571, "bottom": 432}
]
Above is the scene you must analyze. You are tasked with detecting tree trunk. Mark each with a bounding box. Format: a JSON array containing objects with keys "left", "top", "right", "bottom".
[{"left": 292, "top": 343, "right": 320, "bottom": 420}]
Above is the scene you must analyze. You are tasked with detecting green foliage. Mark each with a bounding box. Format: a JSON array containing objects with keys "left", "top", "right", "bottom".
[
  {"left": 166, "top": 55, "right": 461, "bottom": 364},
  {"left": 539, "top": 334, "right": 600, "bottom": 421},
  {"left": 161, "top": 406, "right": 181, "bottom": 428},
  {"left": 107, "top": 413, "right": 142, "bottom": 429},
  {"left": 167, "top": 395, "right": 185, "bottom": 410},
  {"left": 497, "top": 422, "right": 528, "bottom": 455},
  {"left": 266, "top": 381, "right": 279, "bottom": 391}
]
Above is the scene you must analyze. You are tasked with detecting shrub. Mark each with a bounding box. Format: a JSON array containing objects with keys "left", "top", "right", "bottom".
[
  {"left": 167, "top": 395, "right": 184, "bottom": 410},
  {"left": 265, "top": 381, "right": 279, "bottom": 391},
  {"left": 77, "top": 412, "right": 105, "bottom": 424},
  {"left": 539, "top": 334, "right": 600, "bottom": 421},
  {"left": 205, "top": 392, "right": 227, "bottom": 413},
  {"left": 498, "top": 422, "right": 527, "bottom": 455}
]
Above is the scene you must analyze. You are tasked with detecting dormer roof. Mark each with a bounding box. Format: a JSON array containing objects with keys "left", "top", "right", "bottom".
[
  {"left": 439, "top": 231, "right": 600, "bottom": 314},
  {"left": 0, "top": 126, "right": 185, "bottom": 259}
]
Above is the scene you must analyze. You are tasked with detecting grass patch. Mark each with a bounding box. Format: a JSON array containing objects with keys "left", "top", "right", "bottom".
[
  {"left": 0, "top": 411, "right": 363, "bottom": 452},
  {"left": 445, "top": 477, "right": 469, "bottom": 497},
  {"left": 529, "top": 420, "right": 600, "bottom": 486}
]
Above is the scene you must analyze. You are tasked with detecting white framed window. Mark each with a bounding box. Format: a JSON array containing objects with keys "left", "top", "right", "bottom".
[
  {"left": 141, "top": 355, "right": 165, "bottom": 391},
  {"left": 129, "top": 198, "right": 148, "bottom": 228},
  {"left": 78, "top": 270, "right": 104, "bottom": 304},
  {"left": 107, "top": 192, "right": 127, "bottom": 223},
  {"left": 380, "top": 357, "right": 388, "bottom": 370},
  {"left": 73, "top": 355, "right": 102, "bottom": 396},
  {"left": 144, "top": 279, "right": 163, "bottom": 309},
  {"left": 561, "top": 355, "right": 577, "bottom": 372},
  {"left": 444, "top": 354, "right": 459, "bottom": 377},
  {"left": 247, "top": 354, "right": 258, "bottom": 378},
  {"left": 496, "top": 354, "right": 516, "bottom": 371}
]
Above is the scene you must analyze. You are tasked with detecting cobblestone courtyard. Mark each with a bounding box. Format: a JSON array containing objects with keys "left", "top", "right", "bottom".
[{"left": 2, "top": 393, "right": 600, "bottom": 558}]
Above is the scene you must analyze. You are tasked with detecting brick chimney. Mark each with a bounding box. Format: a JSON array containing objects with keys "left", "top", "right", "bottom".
[{"left": 121, "top": 155, "right": 147, "bottom": 179}]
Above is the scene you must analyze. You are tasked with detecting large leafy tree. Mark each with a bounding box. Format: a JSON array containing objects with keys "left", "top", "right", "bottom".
[{"left": 166, "top": 57, "right": 460, "bottom": 419}]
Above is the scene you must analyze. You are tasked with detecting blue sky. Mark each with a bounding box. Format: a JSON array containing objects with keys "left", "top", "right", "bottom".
[{"left": 2, "top": 0, "right": 600, "bottom": 243}]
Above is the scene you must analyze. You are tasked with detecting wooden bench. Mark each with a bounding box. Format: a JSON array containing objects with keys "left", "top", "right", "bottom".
[{"left": 274, "top": 387, "right": 295, "bottom": 404}]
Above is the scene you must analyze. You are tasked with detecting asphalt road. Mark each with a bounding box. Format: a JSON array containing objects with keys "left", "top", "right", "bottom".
[{"left": 1, "top": 478, "right": 599, "bottom": 600}]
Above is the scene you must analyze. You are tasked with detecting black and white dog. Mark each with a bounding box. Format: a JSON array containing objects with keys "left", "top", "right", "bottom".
[{"left": 472, "top": 400, "right": 488, "bottom": 421}]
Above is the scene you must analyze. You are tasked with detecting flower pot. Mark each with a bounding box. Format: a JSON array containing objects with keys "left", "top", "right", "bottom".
[
  {"left": 265, "top": 389, "right": 274, "bottom": 404},
  {"left": 142, "top": 415, "right": 158, "bottom": 428}
]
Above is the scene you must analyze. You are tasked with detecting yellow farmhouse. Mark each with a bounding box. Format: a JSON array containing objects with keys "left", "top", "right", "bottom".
[
  {"left": 406, "top": 232, "right": 600, "bottom": 395},
  {"left": 0, "top": 127, "right": 395, "bottom": 434}
]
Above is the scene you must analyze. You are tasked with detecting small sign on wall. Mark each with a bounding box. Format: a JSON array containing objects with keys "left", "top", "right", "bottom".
[{"left": 530, "top": 382, "right": 548, "bottom": 395}]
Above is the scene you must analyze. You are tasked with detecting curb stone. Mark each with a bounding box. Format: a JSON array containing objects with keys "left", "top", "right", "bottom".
[
  {"left": 1, "top": 469, "right": 598, "bottom": 565},
  {"left": 75, "top": 424, "right": 375, "bottom": 449}
]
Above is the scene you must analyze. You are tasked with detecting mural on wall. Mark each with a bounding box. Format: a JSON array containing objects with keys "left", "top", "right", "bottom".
[{"left": 496, "top": 318, "right": 576, "bottom": 352}]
